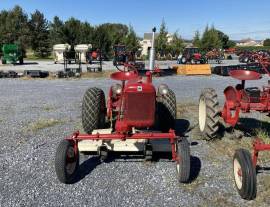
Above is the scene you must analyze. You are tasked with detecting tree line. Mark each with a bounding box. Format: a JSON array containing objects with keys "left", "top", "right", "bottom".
[
  {"left": 0, "top": 5, "right": 237, "bottom": 59},
  {"left": 0, "top": 5, "right": 140, "bottom": 58}
]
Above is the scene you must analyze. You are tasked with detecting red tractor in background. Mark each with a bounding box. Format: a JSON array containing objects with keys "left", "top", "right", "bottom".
[
  {"left": 198, "top": 57, "right": 270, "bottom": 200},
  {"left": 54, "top": 28, "right": 191, "bottom": 185},
  {"left": 178, "top": 47, "right": 206, "bottom": 64},
  {"left": 113, "top": 44, "right": 145, "bottom": 70}
]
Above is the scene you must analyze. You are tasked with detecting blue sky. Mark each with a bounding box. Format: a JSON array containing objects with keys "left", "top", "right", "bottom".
[{"left": 1, "top": 0, "right": 270, "bottom": 40}]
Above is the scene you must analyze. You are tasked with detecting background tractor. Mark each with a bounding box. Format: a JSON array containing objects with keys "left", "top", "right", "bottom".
[
  {"left": 198, "top": 57, "right": 270, "bottom": 200},
  {"left": 1, "top": 44, "right": 24, "bottom": 64},
  {"left": 55, "top": 27, "right": 191, "bottom": 185},
  {"left": 178, "top": 47, "right": 206, "bottom": 64}
]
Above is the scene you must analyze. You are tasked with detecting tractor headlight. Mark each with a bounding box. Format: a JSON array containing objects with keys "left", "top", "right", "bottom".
[
  {"left": 112, "top": 84, "right": 122, "bottom": 95},
  {"left": 158, "top": 84, "right": 169, "bottom": 95}
]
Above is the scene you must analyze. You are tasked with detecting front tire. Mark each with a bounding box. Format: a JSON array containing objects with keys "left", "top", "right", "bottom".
[
  {"left": 176, "top": 137, "right": 190, "bottom": 183},
  {"left": 82, "top": 87, "right": 106, "bottom": 134},
  {"left": 55, "top": 140, "right": 79, "bottom": 184},
  {"left": 181, "top": 57, "right": 186, "bottom": 64},
  {"left": 233, "top": 149, "right": 257, "bottom": 200},
  {"left": 199, "top": 88, "right": 220, "bottom": 140}
]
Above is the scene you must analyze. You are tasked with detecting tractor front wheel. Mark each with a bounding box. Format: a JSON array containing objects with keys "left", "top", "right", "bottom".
[
  {"left": 233, "top": 149, "right": 257, "bottom": 200},
  {"left": 82, "top": 87, "right": 106, "bottom": 134},
  {"left": 199, "top": 88, "right": 220, "bottom": 140},
  {"left": 55, "top": 140, "right": 79, "bottom": 184},
  {"left": 181, "top": 57, "right": 186, "bottom": 64},
  {"left": 176, "top": 137, "right": 190, "bottom": 183}
]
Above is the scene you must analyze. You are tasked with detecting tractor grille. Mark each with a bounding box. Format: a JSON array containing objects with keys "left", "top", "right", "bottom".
[{"left": 124, "top": 92, "right": 155, "bottom": 122}]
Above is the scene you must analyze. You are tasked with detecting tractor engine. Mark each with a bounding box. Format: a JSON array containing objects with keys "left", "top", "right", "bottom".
[{"left": 115, "top": 81, "right": 156, "bottom": 132}]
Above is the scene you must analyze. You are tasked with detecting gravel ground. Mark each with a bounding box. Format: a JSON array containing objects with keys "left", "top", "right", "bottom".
[{"left": 1, "top": 74, "right": 270, "bottom": 206}]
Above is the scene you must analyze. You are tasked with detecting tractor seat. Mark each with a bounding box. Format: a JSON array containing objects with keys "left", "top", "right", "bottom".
[{"left": 242, "top": 87, "right": 261, "bottom": 103}]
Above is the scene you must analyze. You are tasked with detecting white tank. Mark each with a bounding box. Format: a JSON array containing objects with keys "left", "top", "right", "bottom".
[
  {"left": 53, "top": 44, "right": 71, "bottom": 63},
  {"left": 75, "top": 44, "right": 92, "bottom": 63}
]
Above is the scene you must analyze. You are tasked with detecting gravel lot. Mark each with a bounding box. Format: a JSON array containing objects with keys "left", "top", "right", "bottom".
[{"left": 1, "top": 69, "right": 270, "bottom": 206}]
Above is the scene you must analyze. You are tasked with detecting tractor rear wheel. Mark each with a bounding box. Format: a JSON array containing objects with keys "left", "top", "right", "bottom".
[
  {"left": 55, "top": 140, "right": 79, "bottom": 184},
  {"left": 82, "top": 87, "right": 106, "bottom": 134},
  {"left": 198, "top": 88, "right": 219, "bottom": 140},
  {"left": 157, "top": 88, "right": 176, "bottom": 132},
  {"left": 176, "top": 137, "right": 190, "bottom": 183},
  {"left": 233, "top": 149, "right": 257, "bottom": 200}
]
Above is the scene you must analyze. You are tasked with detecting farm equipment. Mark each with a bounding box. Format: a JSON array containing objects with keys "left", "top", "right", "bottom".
[
  {"left": 1, "top": 44, "right": 23, "bottom": 64},
  {"left": 55, "top": 27, "right": 191, "bottom": 184},
  {"left": 53, "top": 44, "right": 70, "bottom": 64},
  {"left": 198, "top": 57, "right": 270, "bottom": 200},
  {"left": 178, "top": 47, "right": 206, "bottom": 64},
  {"left": 113, "top": 44, "right": 145, "bottom": 70},
  {"left": 86, "top": 48, "right": 103, "bottom": 72},
  {"left": 205, "top": 49, "right": 224, "bottom": 64}
]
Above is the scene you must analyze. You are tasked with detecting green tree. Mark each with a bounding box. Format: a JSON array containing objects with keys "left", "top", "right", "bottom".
[
  {"left": 193, "top": 30, "right": 201, "bottom": 47},
  {"left": 0, "top": 5, "right": 30, "bottom": 50},
  {"left": 263, "top": 38, "right": 270, "bottom": 46},
  {"left": 168, "top": 31, "right": 184, "bottom": 57},
  {"left": 200, "top": 25, "right": 222, "bottom": 51},
  {"left": 124, "top": 25, "right": 140, "bottom": 53},
  {"left": 61, "top": 17, "right": 82, "bottom": 46},
  {"left": 93, "top": 25, "right": 112, "bottom": 56},
  {"left": 29, "top": 10, "right": 50, "bottom": 57},
  {"left": 156, "top": 19, "right": 168, "bottom": 56},
  {"left": 49, "top": 16, "right": 64, "bottom": 46},
  {"left": 80, "top": 22, "right": 94, "bottom": 44}
]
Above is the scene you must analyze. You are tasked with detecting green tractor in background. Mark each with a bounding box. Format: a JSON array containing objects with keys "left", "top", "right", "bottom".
[{"left": 1, "top": 44, "right": 24, "bottom": 64}]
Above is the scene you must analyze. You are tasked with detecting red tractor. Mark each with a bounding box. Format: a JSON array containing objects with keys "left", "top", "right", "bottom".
[
  {"left": 198, "top": 57, "right": 270, "bottom": 200},
  {"left": 178, "top": 47, "right": 206, "bottom": 64},
  {"left": 54, "top": 28, "right": 190, "bottom": 184}
]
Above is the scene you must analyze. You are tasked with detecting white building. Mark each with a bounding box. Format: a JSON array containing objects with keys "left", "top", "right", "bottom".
[
  {"left": 236, "top": 38, "right": 263, "bottom": 47},
  {"left": 139, "top": 33, "right": 173, "bottom": 56}
]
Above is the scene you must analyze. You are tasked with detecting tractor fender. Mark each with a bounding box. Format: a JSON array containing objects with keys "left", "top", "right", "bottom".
[{"left": 222, "top": 86, "right": 241, "bottom": 127}]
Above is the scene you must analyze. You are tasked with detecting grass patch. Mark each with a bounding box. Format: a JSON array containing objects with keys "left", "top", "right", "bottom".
[
  {"left": 255, "top": 128, "right": 270, "bottom": 143},
  {"left": 24, "top": 118, "right": 64, "bottom": 133},
  {"left": 81, "top": 70, "right": 113, "bottom": 79},
  {"left": 43, "top": 105, "right": 54, "bottom": 111},
  {"left": 177, "top": 102, "right": 197, "bottom": 116}
]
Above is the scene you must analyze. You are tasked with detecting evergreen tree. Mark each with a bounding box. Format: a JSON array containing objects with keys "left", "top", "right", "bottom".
[
  {"left": 156, "top": 19, "right": 168, "bottom": 56},
  {"left": 193, "top": 30, "right": 201, "bottom": 47},
  {"left": 263, "top": 38, "right": 270, "bottom": 46},
  {"left": 49, "top": 16, "right": 64, "bottom": 46},
  {"left": 0, "top": 5, "right": 30, "bottom": 50},
  {"left": 168, "top": 31, "right": 184, "bottom": 57},
  {"left": 29, "top": 10, "right": 50, "bottom": 57},
  {"left": 124, "top": 25, "right": 140, "bottom": 53},
  {"left": 200, "top": 25, "right": 222, "bottom": 51}
]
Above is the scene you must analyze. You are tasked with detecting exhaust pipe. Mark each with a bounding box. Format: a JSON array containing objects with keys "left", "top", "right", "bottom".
[{"left": 149, "top": 27, "right": 156, "bottom": 71}]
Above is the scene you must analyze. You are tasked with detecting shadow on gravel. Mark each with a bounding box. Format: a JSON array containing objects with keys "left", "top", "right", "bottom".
[
  {"left": 72, "top": 156, "right": 101, "bottom": 184},
  {"left": 236, "top": 117, "right": 270, "bottom": 137},
  {"left": 14, "top": 62, "right": 38, "bottom": 65},
  {"left": 188, "top": 156, "right": 201, "bottom": 183},
  {"left": 138, "top": 69, "right": 176, "bottom": 77},
  {"left": 175, "top": 118, "right": 190, "bottom": 134}
]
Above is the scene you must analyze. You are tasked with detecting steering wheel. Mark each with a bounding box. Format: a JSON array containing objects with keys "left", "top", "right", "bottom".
[{"left": 115, "top": 62, "right": 138, "bottom": 73}]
